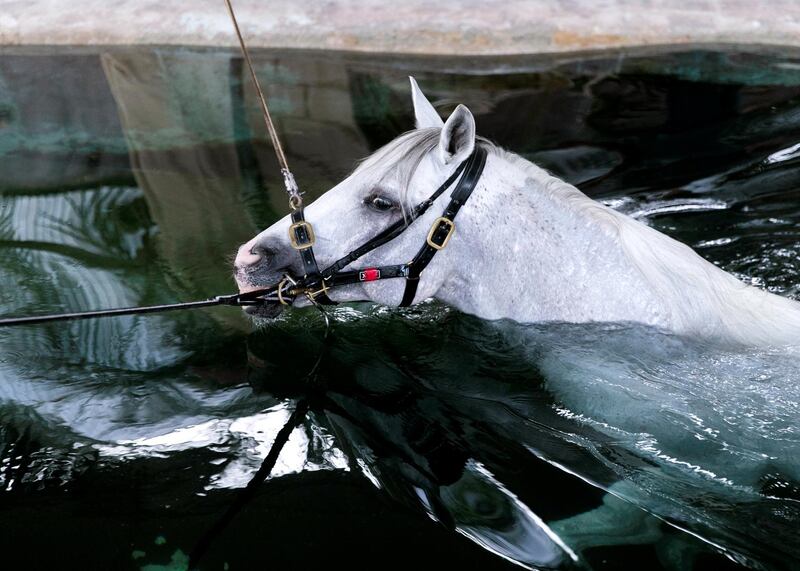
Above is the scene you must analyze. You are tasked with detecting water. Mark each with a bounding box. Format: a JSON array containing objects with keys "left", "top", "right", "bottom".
[{"left": 0, "top": 45, "right": 799, "bottom": 570}]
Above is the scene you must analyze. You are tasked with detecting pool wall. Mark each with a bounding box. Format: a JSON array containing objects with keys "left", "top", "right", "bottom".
[{"left": 1, "top": 0, "right": 799, "bottom": 54}]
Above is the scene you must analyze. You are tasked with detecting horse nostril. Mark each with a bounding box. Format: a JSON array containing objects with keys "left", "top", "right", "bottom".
[
  {"left": 235, "top": 239, "right": 281, "bottom": 270},
  {"left": 235, "top": 241, "right": 265, "bottom": 268}
]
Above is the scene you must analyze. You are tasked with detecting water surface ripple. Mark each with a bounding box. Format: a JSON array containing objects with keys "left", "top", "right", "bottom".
[{"left": 0, "top": 46, "right": 799, "bottom": 570}]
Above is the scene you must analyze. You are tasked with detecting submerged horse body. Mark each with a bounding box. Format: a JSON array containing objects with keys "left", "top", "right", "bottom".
[{"left": 235, "top": 78, "right": 800, "bottom": 347}]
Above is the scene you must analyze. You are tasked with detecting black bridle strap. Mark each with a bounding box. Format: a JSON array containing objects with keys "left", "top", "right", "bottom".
[
  {"left": 320, "top": 158, "right": 470, "bottom": 279},
  {"left": 298, "top": 146, "right": 487, "bottom": 307},
  {"left": 400, "top": 146, "right": 487, "bottom": 306},
  {"left": 325, "top": 264, "right": 410, "bottom": 287},
  {"left": 289, "top": 208, "right": 336, "bottom": 305}
]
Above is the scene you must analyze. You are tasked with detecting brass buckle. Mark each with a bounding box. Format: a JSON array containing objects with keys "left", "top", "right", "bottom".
[
  {"left": 426, "top": 217, "right": 455, "bottom": 250},
  {"left": 305, "top": 278, "right": 331, "bottom": 300},
  {"left": 277, "top": 275, "right": 297, "bottom": 306},
  {"left": 288, "top": 221, "right": 316, "bottom": 250}
]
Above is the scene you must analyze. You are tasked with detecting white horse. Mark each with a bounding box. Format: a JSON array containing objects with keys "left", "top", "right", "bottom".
[{"left": 235, "top": 77, "right": 800, "bottom": 347}]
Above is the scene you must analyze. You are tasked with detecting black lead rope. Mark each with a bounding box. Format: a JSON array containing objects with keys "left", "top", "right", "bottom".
[
  {"left": 0, "top": 298, "right": 228, "bottom": 328},
  {"left": 0, "top": 289, "right": 279, "bottom": 328}
]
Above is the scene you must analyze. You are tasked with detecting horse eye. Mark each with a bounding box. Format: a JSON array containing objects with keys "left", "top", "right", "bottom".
[{"left": 366, "top": 194, "right": 396, "bottom": 212}]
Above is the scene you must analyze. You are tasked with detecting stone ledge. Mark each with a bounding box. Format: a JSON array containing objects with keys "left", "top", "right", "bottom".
[{"left": 1, "top": 0, "right": 799, "bottom": 54}]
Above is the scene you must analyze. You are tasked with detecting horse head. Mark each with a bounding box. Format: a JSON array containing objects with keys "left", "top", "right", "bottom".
[
  {"left": 233, "top": 78, "right": 491, "bottom": 318},
  {"left": 233, "top": 77, "right": 800, "bottom": 348}
]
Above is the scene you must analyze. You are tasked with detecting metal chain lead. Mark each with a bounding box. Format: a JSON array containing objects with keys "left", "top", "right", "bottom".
[{"left": 224, "top": 0, "right": 303, "bottom": 209}]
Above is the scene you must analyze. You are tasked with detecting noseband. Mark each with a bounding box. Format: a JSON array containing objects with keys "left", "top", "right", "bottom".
[{"left": 275, "top": 145, "right": 488, "bottom": 308}]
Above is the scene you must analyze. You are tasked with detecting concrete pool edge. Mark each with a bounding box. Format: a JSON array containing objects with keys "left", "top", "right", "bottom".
[
  {"left": 2, "top": 42, "right": 800, "bottom": 67},
  {"left": 1, "top": 0, "right": 799, "bottom": 55}
]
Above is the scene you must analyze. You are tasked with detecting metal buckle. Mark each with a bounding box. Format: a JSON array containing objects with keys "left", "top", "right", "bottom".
[
  {"left": 305, "top": 278, "right": 331, "bottom": 300},
  {"left": 426, "top": 217, "right": 455, "bottom": 250},
  {"left": 288, "top": 221, "right": 316, "bottom": 250},
  {"left": 277, "top": 275, "right": 297, "bottom": 306}
]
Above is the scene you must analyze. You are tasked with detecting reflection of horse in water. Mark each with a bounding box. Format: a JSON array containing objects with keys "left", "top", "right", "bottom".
[
  {"left": 246, "top": 310, "right": 800, "bottom": 571},
  {"left": 231, "top": 79, "right": 800, "bottom": 568},
  {"left": 236, "top": 78, "right": 800, "bottom": 347}
]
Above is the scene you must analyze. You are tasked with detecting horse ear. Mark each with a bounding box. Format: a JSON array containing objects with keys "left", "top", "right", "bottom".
[
  {"left": 410, "top": 76, "right": 444, "bottom": 129},
  {"left": 438, "top": 104, "right": 475, "bottom": 165}
]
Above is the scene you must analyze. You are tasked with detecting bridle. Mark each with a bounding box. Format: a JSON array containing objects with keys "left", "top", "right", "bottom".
[
  {"left": 264, "top": 145, "right": 488, "bottom": 309},
  {"left": 222, "top": 0, "right": 487, "bottom": 310}
]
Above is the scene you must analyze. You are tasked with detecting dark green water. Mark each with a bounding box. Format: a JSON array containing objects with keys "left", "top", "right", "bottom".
[{"left": 1, "top": 46, "right": 799, "bottom": 570}]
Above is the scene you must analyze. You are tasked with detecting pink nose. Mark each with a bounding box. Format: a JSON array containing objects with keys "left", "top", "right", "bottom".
[{"left": 235, "top": 238, "right": 262, "bottom": 268}]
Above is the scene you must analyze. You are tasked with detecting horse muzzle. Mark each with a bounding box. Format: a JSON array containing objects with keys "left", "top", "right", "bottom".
[{"left": 233, "top": 233, "right": 306, "bottom": 315}]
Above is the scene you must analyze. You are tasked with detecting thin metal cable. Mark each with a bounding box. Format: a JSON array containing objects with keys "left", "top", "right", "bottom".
[{"left": 304, "top": 294, "right": 333, "bottom": 382}]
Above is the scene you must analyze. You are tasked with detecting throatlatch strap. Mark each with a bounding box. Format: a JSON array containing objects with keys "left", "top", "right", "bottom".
[{"left": 400, "top": 146, "right": 487, "bottom": 306}]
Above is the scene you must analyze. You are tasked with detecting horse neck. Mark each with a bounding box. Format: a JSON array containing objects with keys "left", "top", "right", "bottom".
[
  {"left": 438, "top": 152, "right": 659, "bottom": 321},
  {"left": 436, "top": 151, "right": 800, "bottom": 345}
]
